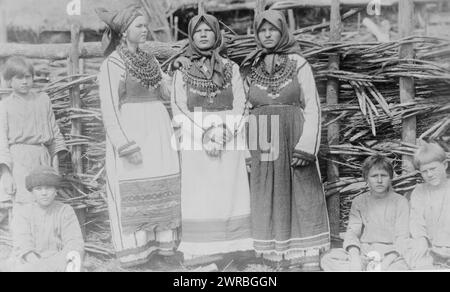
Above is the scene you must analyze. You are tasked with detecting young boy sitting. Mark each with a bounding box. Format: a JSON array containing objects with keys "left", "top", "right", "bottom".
[
  {"left": 321, "top": 155, "right": 410, "bottom": 271},
  {"left": 405, "top": 142, "right": 450, "bottom": 270},
  {"left": 9, "top": 166, "right": 84, "bottom": 272}
]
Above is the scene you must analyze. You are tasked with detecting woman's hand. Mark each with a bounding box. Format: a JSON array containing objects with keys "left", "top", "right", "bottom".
[
  {"left": 1, "top": 171, "right": 16, "bottom": 196},
  {"left": 211, "top": 126, "right": 232, "bottom": 146},
  {"left": 126, "top": 151, "right": 143, "bottom": 165},
  {"left": 222, "top": 126, "right": 234, "bottom": 144},
  {"left": 291, "top": 157, "right": 310, "bottom": 168},
  {"left": 173, "top": 56, "right": 192, "bottom": 70},
  {"left": 204, "top": 141, "right": 222, "bottom": 158}
]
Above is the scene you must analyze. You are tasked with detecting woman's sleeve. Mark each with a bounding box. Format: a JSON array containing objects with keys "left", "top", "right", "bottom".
[
  {"left": 171, "top": 70, "right": 199, "bottom": 134},
  {"left": 159, "top": 65, "right": 173, "bottom": 101},
  {"left": 98, "top": 60, "right": 140, "bottom": 157},
  {"left": 44, "top": 94, "right": 68, "bottom": 158},
  {"left": 224, "top": 62, "right": 248, "bottom": 134},
  {"left": 0, "top": 103, "right": 12, "bottom": 169},
  {"left": 293, "top": 58, "right": 322, "bottom": 162}
]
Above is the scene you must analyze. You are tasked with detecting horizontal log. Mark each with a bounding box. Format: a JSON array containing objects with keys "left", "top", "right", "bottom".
[
  {"left": 270, "top": 0, "right": 440, "bottom": 9},
  {"left": 0, "top": 40, "right": 187, "bottom": 60}
]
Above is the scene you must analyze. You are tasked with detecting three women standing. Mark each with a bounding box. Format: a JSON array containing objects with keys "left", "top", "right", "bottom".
[
  {"left": 171, "top": 14, "right": 252, "bottom": 264},
  {"left": 96, "top": 6, "right": 329, "bottom": 270},
  {"left": 241, "top": 10, "right": 330, "bottom": 270},
  {"left": 97, "top": 6, "right": 181, "bottom": 267}
]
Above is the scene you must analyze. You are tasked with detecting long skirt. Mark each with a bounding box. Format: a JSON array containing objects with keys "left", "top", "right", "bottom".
[
  {"left": 249, "top": 105, "right": 330, "bottom": 266},
  {"left": 105, "top": 101, "right": 181, "bottom": 267},
  {"left": 177, "top": 118, "right": 253, "bottom": 261}
]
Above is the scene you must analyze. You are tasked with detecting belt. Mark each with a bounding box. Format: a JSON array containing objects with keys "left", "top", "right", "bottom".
[
  {"left": 121, "top": 96, "right": 159, "bottom": 105},
  {"left": 252, "top": 103, "right": 302, "bottom": 109},
  {"left": 10, "top": 143, "right": 45, "bottom": 147}
]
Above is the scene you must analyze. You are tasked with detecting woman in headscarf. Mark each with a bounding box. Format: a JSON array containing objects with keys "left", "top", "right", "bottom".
[
  {"left": 96, "top": 5, "right": 181, "bottom": 268},
  {"left": 171, "top": 14, "right": 252, "bottom": 265},
  {"left": 241, "top": 10, "right": 330, "bottom": 270}
]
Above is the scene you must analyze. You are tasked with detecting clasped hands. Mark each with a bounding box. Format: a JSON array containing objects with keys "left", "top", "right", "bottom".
[{"left": 202, "top": 125, "right": 233, "bottom": 158}]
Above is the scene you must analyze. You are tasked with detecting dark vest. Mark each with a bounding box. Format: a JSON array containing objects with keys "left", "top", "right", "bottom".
[
  {"left": 248, "top": 65, "right": 304, "bottom": 109},
  {"left": 186, "top": 84, "right": 234, "bottom": 112},
  {"left": 118, "top": 74, "right": 161, "bottom": 108}
]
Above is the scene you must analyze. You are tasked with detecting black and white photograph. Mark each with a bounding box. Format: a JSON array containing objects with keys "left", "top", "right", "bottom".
[{"left": 0, "top": 0, "right": 449, "bottom": 275}]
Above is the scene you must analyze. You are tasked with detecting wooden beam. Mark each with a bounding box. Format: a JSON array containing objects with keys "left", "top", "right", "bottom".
[
  {"left": 255, "top": 0, "right": 266, "bottom": 17},
  {"left": 287, "top": 9, "right": 296, "bottom": 31},
  {"left": 399, "top": 0, "right": 416, "bottom": 173},
  {"left": 269, "top": 0, "right": 439, "bottom": 10},
  {"left": 0, "top": 0, "right": 6, "bottom": 43},
  {"left": 68, "top": 23, "right": 86, "bottom": 238},
  {"left": 140, "top": 0, "right": 173, "bottom": 42},
  {"left": 69, "top": 23, "right": 82, "bottom": 176},
  {"left": 176, "top": 0, "right": 440, "bottom": 12},
  {"left": 0, "top": 0, "right": 6, "bottom": 91},
  {"left": 0, "top": 41, "right": 183, "bottom": 60},
  {"left": 204, "top": 2, "right": 258, "bottom": 12},
  {"left": 326, "top": 0, "right": 342, "bottom": 243},
  {"left": 198, "top": 0, "right": 205, "bottom": 14}
]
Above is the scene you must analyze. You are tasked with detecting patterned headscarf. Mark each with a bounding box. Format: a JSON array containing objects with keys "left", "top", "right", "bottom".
[
  {"left": 183, "top": 14, "right": 227, "bottom": 88},
  {"left": 96, "top": 6, "right": 143, "bottom": 56},
  {"left": 241, "top": 10, "right": 302, "bottom": 77}
]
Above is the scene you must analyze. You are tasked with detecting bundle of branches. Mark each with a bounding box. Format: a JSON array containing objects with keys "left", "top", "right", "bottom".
[{"left": 325, "top": 139, "right": 450, "bottom": 232}]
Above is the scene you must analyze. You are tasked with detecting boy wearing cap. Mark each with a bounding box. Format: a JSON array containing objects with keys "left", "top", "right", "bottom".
[
  {"left": 9, "top": 166, "right": 84, "bottom": 272},
  {"left": 405, "top": 142, "right": 450, "bottom": 270}
]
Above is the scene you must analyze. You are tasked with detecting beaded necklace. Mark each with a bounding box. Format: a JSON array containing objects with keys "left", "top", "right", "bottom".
[
  {"left": 250, "top": 54, "right": 297, "bottom": 99},
  {"left": 182, "top": 61, "right": 233, "bottom": 104},
  {"left": 117, "top": 44, "right": 162, "bottom": 89}
]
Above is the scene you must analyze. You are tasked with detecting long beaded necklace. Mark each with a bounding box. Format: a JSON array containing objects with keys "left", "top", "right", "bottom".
[
  {"left": 250, "top": 54, "right": 297, "bottom": 99},
  {"left": 182, "top": 61, "right": 233, "bottom": 104},
  {"left": 117, "top": 44, "right": 162, "bottom": 89}
]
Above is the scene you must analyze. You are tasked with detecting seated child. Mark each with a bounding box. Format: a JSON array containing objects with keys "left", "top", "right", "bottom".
[
  {"left": 0, "top": 56, "right": 67, "bottom": 207},
  {"left": 405, "top": 142, "right": 450, "bottom": 270},
  {"left": 9, "top": 166, "right": 84, "bottom": 272},
  {"left": 321, "top": 155, "right": 410, "bottom": 271}
]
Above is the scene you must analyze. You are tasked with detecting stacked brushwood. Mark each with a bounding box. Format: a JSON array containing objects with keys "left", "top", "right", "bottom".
[{"left": 7, "top": 32, "right": 447, "bottom": 253}]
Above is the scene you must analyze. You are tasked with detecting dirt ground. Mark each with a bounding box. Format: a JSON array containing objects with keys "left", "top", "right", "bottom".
[
  {"left": 0, "top": 221, "right": 309, "bottom": 272},
  {"left": 82, "top": 251, "right": 281, "bottom": 272},
  {"left": 0, "top": 242, "right": 291, "bottom": 272}
]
